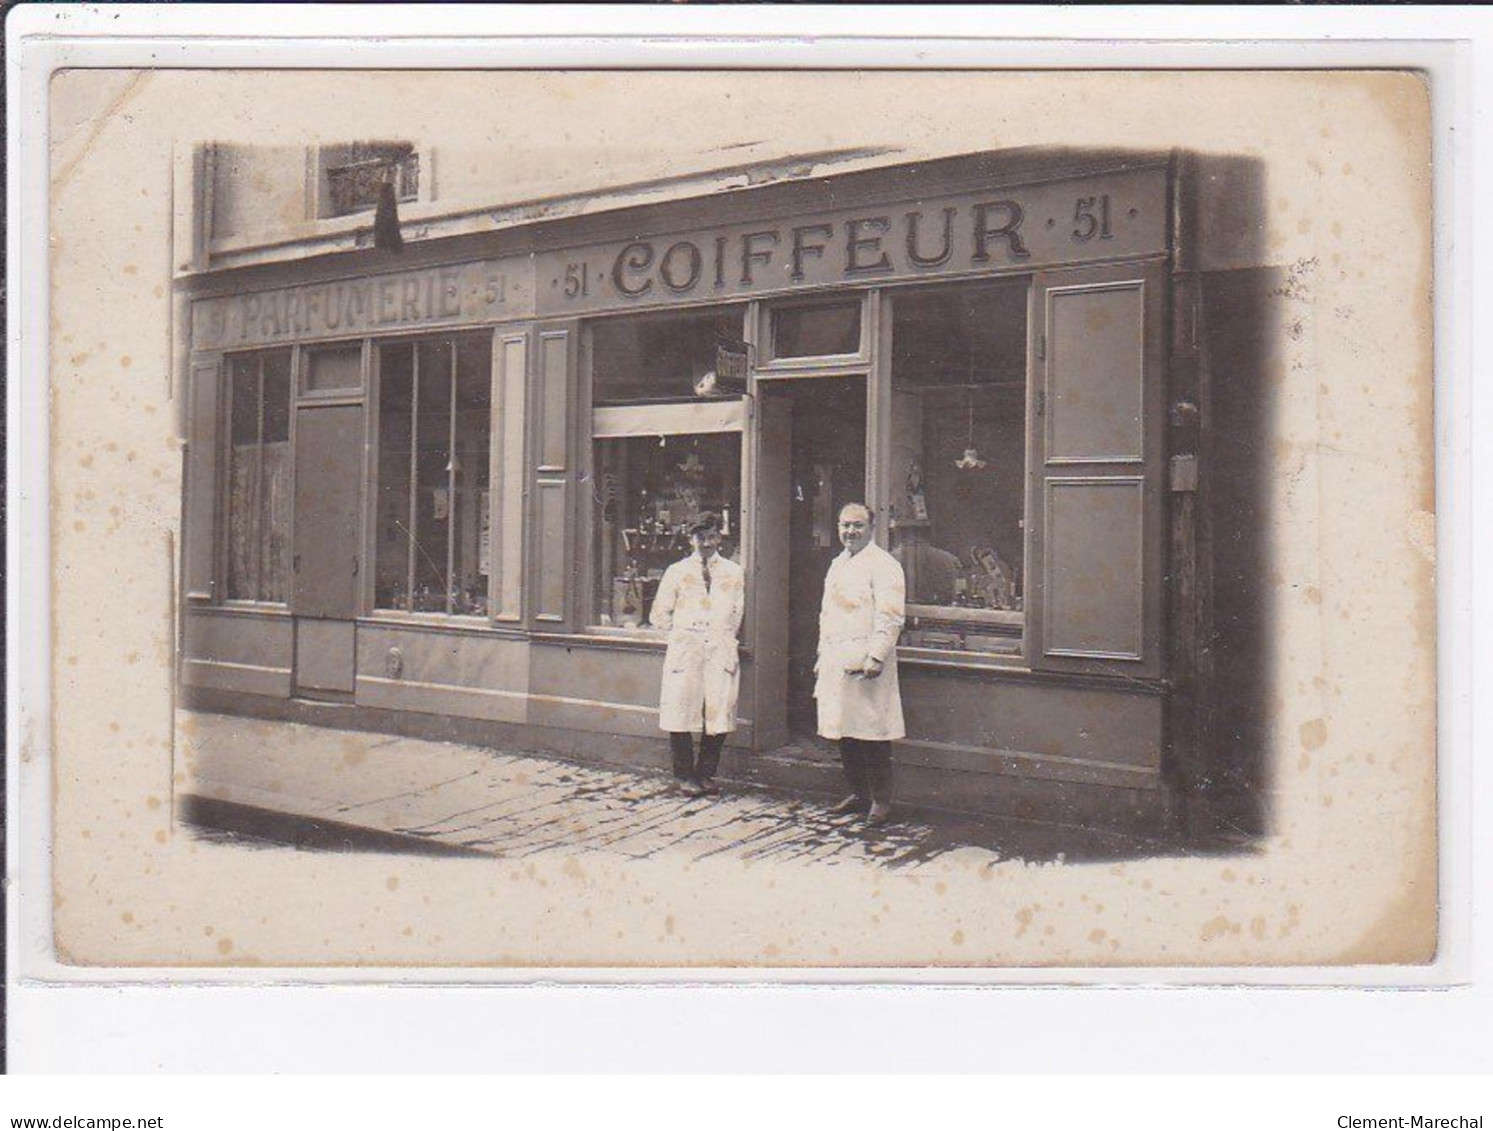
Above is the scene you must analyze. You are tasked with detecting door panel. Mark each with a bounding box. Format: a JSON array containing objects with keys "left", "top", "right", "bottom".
[
  {"left": 295, "top": 619, "right": 356, "bottom": 694},
  {"left": 1047, "top": 284, "right": 1146, "bottom": 463},
  {"left": 528, "top": 321, "right": 578, "bottom": 628},
  {"left": 751, "top": 391, "right": 793, "bottom": 751},
  {"left": 293, "top": 405, "right": 365, "bottom": 619},
  {"left": 1029, "top": 262, "right": 1165, "bottom": 678}
]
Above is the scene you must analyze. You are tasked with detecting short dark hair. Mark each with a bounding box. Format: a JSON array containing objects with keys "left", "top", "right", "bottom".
[{"left": 689, "top": 511, "right": 723, "bottom": 537}]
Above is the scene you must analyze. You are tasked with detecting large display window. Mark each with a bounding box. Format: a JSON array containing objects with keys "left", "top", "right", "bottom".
[
  {"left": 888, "top": 280, "right": 1029, "bottom": 656},
  {"left": 588, "top": 306, "right": 746, "bottom": 628},
  {"left": 373, "top": 334, "right": 493, "bottom": 616}
]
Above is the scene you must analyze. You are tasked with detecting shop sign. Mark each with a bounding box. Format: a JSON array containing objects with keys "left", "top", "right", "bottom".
[
  {"left": 536, "top": 166, "right": 1166, "bottom": 316},
  {"left": 193, "top": 258, "right": 534, "bottom": 351}
]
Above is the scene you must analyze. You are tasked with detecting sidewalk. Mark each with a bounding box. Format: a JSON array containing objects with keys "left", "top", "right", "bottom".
[{"left": 178, "top": 711, "right": 1159, "bottom": 870}]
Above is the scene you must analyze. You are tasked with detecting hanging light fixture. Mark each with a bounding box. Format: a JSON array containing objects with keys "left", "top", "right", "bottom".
[
  {"left": 954, "top": 384, "right": 988, "bottom": 471},
  {"left": 954, "top": 322, "right": 986, "bottom": 471}
]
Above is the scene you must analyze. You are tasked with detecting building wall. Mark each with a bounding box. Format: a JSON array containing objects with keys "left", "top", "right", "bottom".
[{"left": 210, "top": 145, "right": 311, "bottom": 241}]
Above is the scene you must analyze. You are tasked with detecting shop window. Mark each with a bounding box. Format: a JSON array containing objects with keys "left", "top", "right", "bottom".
[
  {"left": 224, "top": 350, "right": 292, "bottom": 602},
  {"left": 768, "top": 299, "right": 862, "bottom": 360},
  {"left": 592, "top": 306, "right": 746, "bottom": 404},
  {"left": 593, "top": 434, "right": 743, "bottom": 628},
  {"left": 303, "top": 342, "right": 363, "bottom": 395},
  {"left": 320, "top": 142, "right": 420, "bottom": 219},
  {"left": 374, "top": 335, "right": 492, "bottom": 616},
  {"left": 589, "top": 306, "right": 747, "bottom": 628},
  {"left": 889, "top": 280, "right": 1028, "bottom": 656}
]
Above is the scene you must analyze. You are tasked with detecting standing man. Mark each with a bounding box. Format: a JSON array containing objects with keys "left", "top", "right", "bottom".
[
  {"left": 816, "top": 503, "right": 907, "bottom": 826},
  {"left": 650, "top": 512, "right": 745, "bottom": 797}
]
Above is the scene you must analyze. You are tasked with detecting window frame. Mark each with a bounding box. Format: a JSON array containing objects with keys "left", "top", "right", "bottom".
[
  {"left": 218, "top": 346, "right": 296, "bottom": 608},
  {"left": 310, "top": 142, "right": 432, "bottom": 222},
  {"left": 754, "top": 292, "right": 871, "bottom": 375},
  {"left": 368, "top": 330, "right": 496, "bottom": 622},
  {"left": 881, "top": 275, "right": 1035, "bottom": 666},
  {"left": 298, "top": 340, "right": 368, "bottom": 402},
  {"left": 580, "top": 304, "right": 753, "bottom": 638}
]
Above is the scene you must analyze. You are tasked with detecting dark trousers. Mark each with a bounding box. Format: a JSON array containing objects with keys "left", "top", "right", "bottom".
[
  {"left": 839, "top": 738, "right": 894, "bottom": 803},
  {"left": 670, "top": 731, "right": 727, "bottom": 783}
]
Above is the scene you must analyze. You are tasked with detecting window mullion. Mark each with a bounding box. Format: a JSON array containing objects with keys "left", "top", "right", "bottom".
[
  {"left": 252, "top": 355, "right": 266, "bottom": 601},
  {"left": 407, "top": 345, "right": 420, "bottom": 611},
  {"left": 446, "top": 340, "right": 458, "bottom": 615}
]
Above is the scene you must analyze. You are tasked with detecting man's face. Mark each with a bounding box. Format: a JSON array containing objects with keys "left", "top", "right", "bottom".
[
  {"left": 693, "top": 530, "right": 722, "bottom": 559},
  {"left": 838, "top": 507, "right": 872, "bottom": 555}
]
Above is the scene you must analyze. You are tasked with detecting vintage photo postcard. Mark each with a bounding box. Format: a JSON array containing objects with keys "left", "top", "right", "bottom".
[{"left": 38, "top": 66, "right": 1435, "bottom": 971}]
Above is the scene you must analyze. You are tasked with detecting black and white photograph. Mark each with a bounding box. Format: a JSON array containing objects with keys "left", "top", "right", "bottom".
[{"left": 37, "top": 65, "right": 1435, "bottom": 970}]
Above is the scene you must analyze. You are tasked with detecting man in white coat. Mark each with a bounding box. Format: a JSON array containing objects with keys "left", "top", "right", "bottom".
[
  {"left": 816, "top": 503, "right": 906, "bottom": 826},
  {"left": 650, "top": 512, "right": 745, "bottom": 797}
]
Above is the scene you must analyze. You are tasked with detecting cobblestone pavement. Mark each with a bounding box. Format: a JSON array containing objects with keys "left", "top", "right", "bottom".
[{"left": 179, "top": 712, "right": 1159, "bottom": 871}]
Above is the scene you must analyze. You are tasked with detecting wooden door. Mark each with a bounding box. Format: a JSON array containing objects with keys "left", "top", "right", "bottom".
[{"left": 293, "top": 404, "right": 364, "bottom": 693}]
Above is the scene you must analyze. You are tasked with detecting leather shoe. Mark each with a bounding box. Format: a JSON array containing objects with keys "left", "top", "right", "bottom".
[
  {"left": 864, "top": 801, "right": 894, "bottom": 827},
  {"left": 696, "top": 779, "right": 721, "bottom": 797},
  {"left": 678, "top": 779, "right": 706, "bottom": 797},
  {"left": 828, "top": 794, "right": 869, "bottom": 816}
]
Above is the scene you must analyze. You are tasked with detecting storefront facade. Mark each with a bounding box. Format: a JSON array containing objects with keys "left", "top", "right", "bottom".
[{"left": 180, "top": 147, "right": 1263, "bottom": 836}]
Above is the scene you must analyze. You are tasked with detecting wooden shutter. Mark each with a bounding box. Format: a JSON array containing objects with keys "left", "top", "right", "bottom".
[
  {"left": 183, "top": 351, "right": 223, "bottom": 602},
  {"left": 491, "top": 326, "right": 529, "bottom": 622},
  {"left": 1028, "top": 261, "right": 1166, "bottom": 679},
  {"left": 527, "top": 320, "right": 579, "bottom": 629}
]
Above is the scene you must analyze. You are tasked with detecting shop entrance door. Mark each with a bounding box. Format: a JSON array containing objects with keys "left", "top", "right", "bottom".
[
  {"left": 292, "top": 404, "right": 364, "bottom": 697},
  {"left": 754, "top": 377, "right": 867, "bottom": 745}
]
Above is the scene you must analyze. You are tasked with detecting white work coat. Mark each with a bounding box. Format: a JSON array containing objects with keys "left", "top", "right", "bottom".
[
  {"left": 650, "top": 552, "right": 745, "bottom": 735},
  {"left": 815, "top": 541, "right": 907, "bottom": 741}
]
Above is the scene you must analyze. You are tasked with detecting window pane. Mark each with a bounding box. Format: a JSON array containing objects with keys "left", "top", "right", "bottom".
[
  {"left": 374, "top": 335, "right": 493, "bottom": 616},
  {"left": 771, "top": 301, "right": 861, "bottom": 358},
  {"left": 593, "top": 433, "right": 741, "bottom": 627},
  {"left": 592, "top": 306, "right": 746, "bottom": 404},
  {"left": 305, "top": 344, "right": 362, "bottom": 393},
  {"left": 324, "top": 142, "right": 419, "bottom": 217},
  {"left": 257, "top": 352, "right": 293, "bottom": 603},
  {"left": 450, "top": 336, "right": 492, "bottom": 616},
  {"left": 890, "top": 282, "right": 1028, "bottom": 654},
  {"left": 411, "top": 339, "right": 453, "bottom": 612},
  {"left": 224, "top": 350, "right": 293, "bottom": 603},
  {"left": 375, "top": 343, "right": 414, "bottom": 610},
  {"left": 225, "top": 357, "right": 261, "bottom": 600}
]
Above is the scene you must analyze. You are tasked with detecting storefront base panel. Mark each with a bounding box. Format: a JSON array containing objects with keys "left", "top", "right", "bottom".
[
  {"left": 183, "top": 685, "right": 687, "bottom": 778},
  {"left": 355, "top": 676, "right": 529, "bottom": 725},
  {"left": 355, "top": 623, "right": 531, "bottom": 724},
  {"left": 181, "top": 607, "right": 295, "bottom": 698},
  {"left": 181, "top": 658, "right": 294, "bottom": 698},
  {"left": 901, "top": 666, "right": 1164, "bottom": 773},
  {"left": 881, "top": 755, "right": 1176, "bottom": 837},
  {"left": 526, "top": 638, "right": 757, "bottom": 742},
  {"left": 182, "top": 687, "right": 1176, "bottom": 837},
  {"left": 356, "top": 622, "right": 531, "bottom": 691}
]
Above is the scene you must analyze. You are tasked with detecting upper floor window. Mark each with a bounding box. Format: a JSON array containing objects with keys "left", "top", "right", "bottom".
[{"left": 321, "top": 142, "right": 420, "bottom": 218}]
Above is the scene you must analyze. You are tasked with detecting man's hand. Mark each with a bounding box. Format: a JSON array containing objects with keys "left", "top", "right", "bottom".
[{"left": 861, "top": 655, "right": 885, "bottom": 680}]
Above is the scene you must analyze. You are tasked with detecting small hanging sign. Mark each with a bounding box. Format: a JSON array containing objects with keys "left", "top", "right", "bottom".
[{"left": 714, "top": 340, "right": 751, "bottom": 386}]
